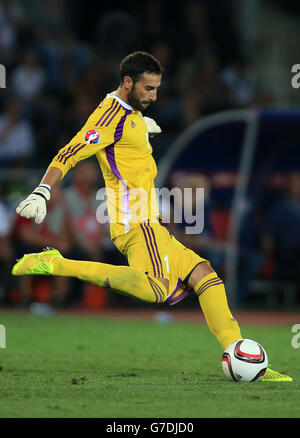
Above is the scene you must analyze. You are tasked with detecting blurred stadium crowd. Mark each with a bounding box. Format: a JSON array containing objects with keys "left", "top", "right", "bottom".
[{"left": 0, "top": 0, "right": 300, "bottom": 309}]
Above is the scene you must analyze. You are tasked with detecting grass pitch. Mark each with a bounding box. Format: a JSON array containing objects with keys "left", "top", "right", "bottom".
[{"left": 0, "top": 310, "right": 299, "bottom": 418}]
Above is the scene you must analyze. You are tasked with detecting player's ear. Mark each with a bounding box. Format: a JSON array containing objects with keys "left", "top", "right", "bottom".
[{"left": 123, "top": 75, "right": 134, "bottom": 91}]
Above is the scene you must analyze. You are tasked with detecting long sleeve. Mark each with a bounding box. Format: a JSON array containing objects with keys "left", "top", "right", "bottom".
[{"left": 48, "top": 97, "right": 124, "bottom": 179}]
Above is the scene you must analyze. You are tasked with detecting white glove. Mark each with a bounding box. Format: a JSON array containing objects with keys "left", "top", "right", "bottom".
[
  {"left": 16, "top": 185, "right": 51, "bottom": 224},
  {"left": 143, "top": 116, "right": 162, "bottom": 137}
]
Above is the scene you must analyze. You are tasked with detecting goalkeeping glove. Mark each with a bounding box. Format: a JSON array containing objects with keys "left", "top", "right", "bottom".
[
  {"left": 16, "top": 185, "right": 51, "bottom": 224},
  {"left": 143, "top": 116, "right": 162, "bottom": 137}
]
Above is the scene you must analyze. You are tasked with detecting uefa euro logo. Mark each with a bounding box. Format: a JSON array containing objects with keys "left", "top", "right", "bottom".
[
  {"left": 84, "top": 129, "right": 101, "bottom": 144},
  {"left": 0, "top": 64, "right": 6, "bottom": 88}
]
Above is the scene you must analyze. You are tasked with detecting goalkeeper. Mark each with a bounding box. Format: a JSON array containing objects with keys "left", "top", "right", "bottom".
[{"left": 12, "top": 51, "right": 292, "bottom": 382}]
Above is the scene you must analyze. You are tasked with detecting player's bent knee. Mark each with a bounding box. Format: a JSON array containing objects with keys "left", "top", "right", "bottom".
[{"left": 187, "top": 261, "right": 215, "bottom": 290}]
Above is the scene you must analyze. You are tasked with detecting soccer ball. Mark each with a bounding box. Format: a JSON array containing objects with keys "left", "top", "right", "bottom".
[{"left": 221, "top": 339, "right": 268, "bottom": 382}]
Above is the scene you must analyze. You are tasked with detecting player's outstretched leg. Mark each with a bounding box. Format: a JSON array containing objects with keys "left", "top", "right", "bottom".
[
  {"left": 12, "top": 248, "right": 168, "bottom": 304},
  {"left": 188, "top": 262, "right": 292, "bottom": 382}
]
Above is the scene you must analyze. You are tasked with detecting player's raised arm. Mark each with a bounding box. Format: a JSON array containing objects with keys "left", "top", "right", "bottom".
[{"left": 16, "top": 97, "right": 120, "bottom": 224}]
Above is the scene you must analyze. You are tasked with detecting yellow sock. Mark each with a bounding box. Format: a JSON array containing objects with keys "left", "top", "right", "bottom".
[
  {"left": 195, "top": 272, "right": 242, "bottom": 350},
  {"left": 52, "top": 257, "right": 167, "bottom": 304}
]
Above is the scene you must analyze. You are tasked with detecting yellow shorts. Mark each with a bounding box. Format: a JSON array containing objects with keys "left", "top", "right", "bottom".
[{"left": 113, "top": 220, "right": 208, "bottom": 305}]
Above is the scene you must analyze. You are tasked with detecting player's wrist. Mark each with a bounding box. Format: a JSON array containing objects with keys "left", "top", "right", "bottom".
[
  {"left": 39, "top": 183, "right": 52, "bottom": 192},
  {"left": 32, "top": 185, "right": 51, "bottom": 201}
]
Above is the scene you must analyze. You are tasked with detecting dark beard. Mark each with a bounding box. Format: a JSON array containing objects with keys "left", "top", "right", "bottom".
[{"left": 128, "top": 86, "right": 149, "bottom": 112}]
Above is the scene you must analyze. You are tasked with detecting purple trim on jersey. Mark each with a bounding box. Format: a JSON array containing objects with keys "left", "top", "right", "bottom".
[
  {"left": 168, "top": 287, "right": 191, "bottom": 305},
  {"left": 114, "top": 109, "right": 131, "bottom": 142},
  {"left": 148, "top": 277, "right": 165, "bottom": 303},
  {"left": 154, "top": 281, "right": 165, "bottom": 303},
  {"left": 142, "top": 222, "right": 161, "bottom": 278},
  {"left": 197, "top": 278, "right": 223, "bottom": 296},
  {"left": 104, "top": 103, "right": 122, "bottom": 127},
  {"left": 95, "top": 100, "right": 115, "bottom": 126},
  {"left": 62, "top": 143, "right": 85, "bottom": 164},
  {"left": 147, "top": 277, "right": 159, "bottom": 303},
  {"left": 105, "top": 144, "right": 130, "bottom": 222},
  {"left": 99, "top": 99, "right": 118, "bottom": 126},
  {"left": 152, "top": 281, "right": 164, "bottom": 303},
  {"left": 197, "top": 277, "right": 222, "bottom": 295},
  {"left": 166, "top": 278, "right": 192, "bottom": 305},
  {"left": 147, "top": 220, "right": 164, "bottom": 278},
  {"left": 56, "top": 143, "right": 81, "bottom": 162},
  {"left": 56, "top": 145, "right": 71, "bottom": 162},
  {"left": 105, "top": 108, "right": 132, "bottom": 232},
  {"left": 140, "top": 223, "right": 157, "bottom": 277},
  {"left": 105, "top": 144, "right": 123, "bottom": 181}
]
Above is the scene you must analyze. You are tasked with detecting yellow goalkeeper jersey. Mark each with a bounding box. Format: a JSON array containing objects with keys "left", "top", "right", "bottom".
[{"left": 49, "top": 92, "right": 160, "bottom": 240}]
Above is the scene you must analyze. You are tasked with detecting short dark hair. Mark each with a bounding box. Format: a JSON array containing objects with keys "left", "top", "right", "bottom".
[{"left": 120, "top": 51, "right": 163, "bottom": 83}]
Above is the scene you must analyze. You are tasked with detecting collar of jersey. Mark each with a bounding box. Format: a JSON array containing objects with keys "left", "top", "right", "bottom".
[{"left": 106, "top": 92, "right": 133, "bottom": 111}]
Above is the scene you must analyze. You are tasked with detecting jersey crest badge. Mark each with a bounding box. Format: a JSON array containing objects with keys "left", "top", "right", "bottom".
[{"left": 84, "top": 129, "right": 101, "bottom": 144}]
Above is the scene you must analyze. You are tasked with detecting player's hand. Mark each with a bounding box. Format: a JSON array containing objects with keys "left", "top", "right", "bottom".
[
  {"left": 16, "top": 186, "right": 51, "bottom": 224},
  {"left": 143, "top": 116, "right": 162, "bottom": 137}
]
